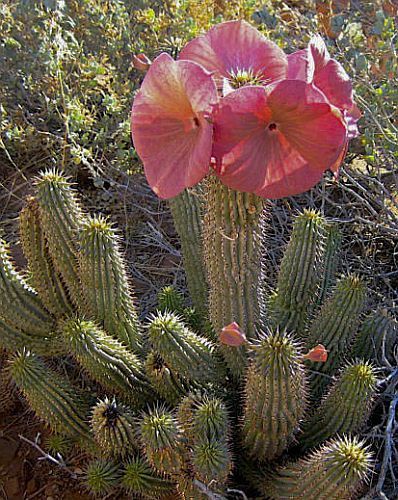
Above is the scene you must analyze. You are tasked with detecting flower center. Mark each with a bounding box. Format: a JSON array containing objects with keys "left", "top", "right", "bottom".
[
  {"left": 228, "top": 68, "right": 265, "bottom": 89},
  {"left": 268, "top": 123, "right": 277, "bottom": 131},
  {"left": 193, "top": 117, "right": 200, "bottom": 127}
]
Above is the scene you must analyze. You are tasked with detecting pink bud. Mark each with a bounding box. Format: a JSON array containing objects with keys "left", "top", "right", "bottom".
[
  {"left": 303, "top": 344, "right": 328, "bottom": 363},
  {"left": 219, "top": 322, "right": 247, "bottom": 347},
  {"left": 132, "top": 54, "right": 152, "bottom": 72}
]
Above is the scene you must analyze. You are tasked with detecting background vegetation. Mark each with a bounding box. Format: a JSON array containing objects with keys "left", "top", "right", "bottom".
[{"left": 0, "top": 0, "right": 397, "bottom": 498}]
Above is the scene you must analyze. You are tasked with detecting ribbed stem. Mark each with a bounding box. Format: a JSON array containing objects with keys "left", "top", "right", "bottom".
[
  {"left": 314, "top": 223, "right": 341, "bottom": 308},
  {"left": 351, "top": 310, "right": 397, "bottom": 362},
  {"left": 138, "top": 406, "right": 185, "bottom": 475},
  {"left": 79, "top": 216, "right": 142, "bottom": 352},
  {"left": 262, "top": 436, "right": 373, "bottom": 499},
  {"left": 8, "top": 350, "right": 92, "bottom": 441},
  {"left": 0, "top": 316, "right": 62, "bottom": 356},
  {"left": 90, "top": 397, "right": 138, "bottom": 457},
  {"left": 242, "top": 330, "right": 307, "bottom": 462},
  {"left": 35, "top": 169, "right": 85, "bottom": 305},
  {"left": 300, "top": 361, "right": 377, "bottom": 450},
  {"left": 270, "top": 210, "right": 326, "bottom": 335},
  {"left": 147, "top": 311, "right": 220, "bottom": 384},
  {"left": 62, "top": 319, "right": 153, "bottom": 405},
  {"left": 0, "top": 238, "right": 55, "bottom": 336},
  {"left": 0, "top": 350, "right": 17, "bottom": 414},
  {"left": 19, "top": 197, "right": 73, "bottom": 317},
  {"left": 306, "top": 274, "right": 367, "bottom": 396},
  {"left": 169, "top": 186, "right": 208, "bottom": 317},
  {"left": 145, "top": 352, "right": 188, "bottom": 406},
  {"left": 203, "top": 175, "right": 266, "bottom": 377}
]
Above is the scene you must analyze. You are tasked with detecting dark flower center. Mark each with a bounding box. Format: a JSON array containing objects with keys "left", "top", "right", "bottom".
[
  {"left": 268, "top": 123, "right": 277, "bottom": 131},
  {"left": 193, "top": 117, "right": 200, "bottom": 127}
]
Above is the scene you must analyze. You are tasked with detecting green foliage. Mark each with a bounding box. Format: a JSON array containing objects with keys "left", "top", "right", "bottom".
[
  {"left": 90, "top": 397, "right": 138, "bottom": 458},
  {"left": 84, "top": 460, "right": 121, "bottom": 496},
  {"left": 242, "top": 330, "right": 308, "bottom": 462},
  {"left": 262, "top": 435, "right": 373, "bottom": 499}
]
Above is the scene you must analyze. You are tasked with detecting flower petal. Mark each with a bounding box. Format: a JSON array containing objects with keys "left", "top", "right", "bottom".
[
  {"left": 131, "top": 53, "right": 218, "bottom": 199},
  {"left": 179, "top": 20, "right": 287, "bottom": 87},
  {"left": 213, "top": 81, "right": 346, "bottom": 199},
  {"left": 268, "top": 80, "right": 347, "bottom": 171}
]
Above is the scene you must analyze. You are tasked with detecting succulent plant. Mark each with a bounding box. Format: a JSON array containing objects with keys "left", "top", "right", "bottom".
[
  {"left": 269, "top": 209, "right": 326, "bottom": 334},
  {"left": 262, "top": 435, "right": 373, "bottom": 499},
  {"left": 0, "top": 168, "right": 393, "bottom": 498},
  {"left": 90, "top": 397, "right": 138, "bottom": 457},
  {"left": 242, "top": 330, "right": 308, "bottom": 462},
  {"left": 169, "top": 186, "right": 208, "bottom": 317},
  {"left": 8, "top": 349, "right": 92, "bottom": 442},
  {"left": 203, "top": 176, "right": 266, "bottom": 378},
  {"left": 300, "top": 360, "right": 377, "bottom": 450},
  {"left": 79, "top": 215, "right": 142, "bottom": 352},
  {"left": 84, "top": 459, "right": 121, "bottom": 496}
]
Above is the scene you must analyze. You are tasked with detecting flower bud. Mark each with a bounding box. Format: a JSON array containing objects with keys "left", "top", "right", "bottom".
[{"left": 219, "top": 322, "right": 247, "bottom": 346}]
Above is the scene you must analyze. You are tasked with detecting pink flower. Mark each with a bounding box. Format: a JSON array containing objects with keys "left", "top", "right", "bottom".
[
  {"left": 179, "top": 20, "right": 287, "bottom": 94},
  {"left": 303, "top": 344, "right": 328, "bottom": 363},
  {"left": 288, "top": 35, "right": 360, "bottom": 140},
  {"left": 132, "top": 53, "right": 152, "bottom": 72},
  {"left": 219, "top": 322, "right": 247, "bottom": 347},
  {"left": 212, "top": 80, "right": 347, "bottom": 199},
  {"left": 131, "top": 53, "right": 218, "bottom": 198}
]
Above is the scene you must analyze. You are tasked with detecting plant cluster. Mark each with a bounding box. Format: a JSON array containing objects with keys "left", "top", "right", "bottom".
[{"left": 1, "top": 170, "right": 396, "bottom": 498}]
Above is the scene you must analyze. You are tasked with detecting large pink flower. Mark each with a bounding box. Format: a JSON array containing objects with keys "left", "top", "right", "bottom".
[
  {"left": 131, "top": 53, "right": 218, "bottom": 199},
  {"left": 212, "top": 80, "right": 347, "bottom": 199},
  {"left": 288, "top": 35, "right": 360, "bottom": 140},
  {"left": 179, "top": 20, "right": 287, "bottom": 93}
]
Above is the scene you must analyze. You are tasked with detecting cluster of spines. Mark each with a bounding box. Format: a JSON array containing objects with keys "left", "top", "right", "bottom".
[
  {"left": 242, "top": 330, "right": 308, "bottom": 462},
  {"left": 138, "top": 406, "right": 185, "bottom": 475},
  {"left": 90, "top": 397, "right": 138, "bottom": 457},
  {"left": 178, "top": 394, "right": 232, "bottom": 487},
  {"left": 262, "top": 435, "right": 373, "bottom": 499}
]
